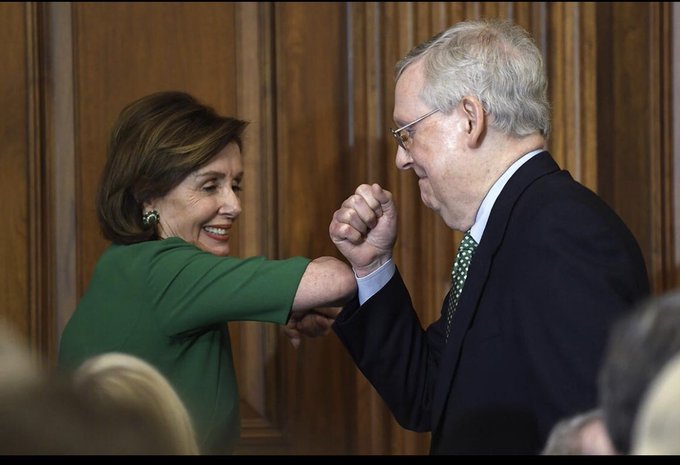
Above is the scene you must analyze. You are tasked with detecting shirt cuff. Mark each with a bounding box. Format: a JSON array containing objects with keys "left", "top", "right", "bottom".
[{"left": 356, "top": 258, "right": 395, "bottom": 306}]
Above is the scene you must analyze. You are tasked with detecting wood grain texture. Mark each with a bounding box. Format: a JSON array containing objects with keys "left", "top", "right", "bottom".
[
  {"left": 270, "top": 2, "right": 358, "bottom": 454},
  {"left": 44, "top": 2, "right": 77, "bottom": 365},
  {"left": 0, "top": 0, "right": 676, "bottom": 455},
  {"left": 0, "top": 2, "right": 32, "bottom": 352},
  {"left": 25, "top": 2, "right": 55, "bottom": 368},
  {"left": 648, "top": 2, "right": 675, "bottom": 293},
  {"left": 593, "top": 2, "right": 661, "bottom": 291}
]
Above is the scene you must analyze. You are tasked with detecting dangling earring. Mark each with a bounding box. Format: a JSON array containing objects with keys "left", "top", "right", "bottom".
[{"left": 142, "top": 210, "right": 160, "bottom": 227}]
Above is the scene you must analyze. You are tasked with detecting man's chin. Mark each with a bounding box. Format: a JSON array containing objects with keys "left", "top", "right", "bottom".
[{"left": 419, "top": 191, "right": 436, "bottom": 210}]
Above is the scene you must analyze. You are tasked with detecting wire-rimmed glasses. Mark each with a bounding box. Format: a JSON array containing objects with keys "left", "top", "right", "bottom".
[{"left": 390, "top": 108, "right": 439, "bottom": 150}]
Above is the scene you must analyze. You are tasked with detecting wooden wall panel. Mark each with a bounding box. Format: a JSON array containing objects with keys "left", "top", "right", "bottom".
[
  {"left": 269, "top": 2, "right": 358, "bottom": 454},
  {"left": 593, "top": 2, "right": 672, "bottom": 293},
  {"left": 0, "top": 2, "right": 32, "bottom": 345},
  {"left": 546, "top": 2, "right": 598, "bottom": 187},
  {"left": 44, "top": 2, "right": 76, "bottom": 357},
  {"left": 0, "top": 0, "right": 675, "bottom": 456},
  {"left": 674, "top": 3, "right": 680, "bottom": 288},
  {"left": 0, "top": 2, "right": 54, "bottom": 365},
  {"left": 648, "top": 2, "right": 674, "bottom": 292}
]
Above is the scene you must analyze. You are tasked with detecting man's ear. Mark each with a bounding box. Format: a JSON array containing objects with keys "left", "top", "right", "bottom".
[{"left": 461, "top": 96, "right": 486, "bottom": 148}]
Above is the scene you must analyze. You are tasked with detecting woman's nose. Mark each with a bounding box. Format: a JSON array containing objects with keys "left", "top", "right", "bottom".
[{"left": 220, "top": 187, "right": 241, "bottom": 218}]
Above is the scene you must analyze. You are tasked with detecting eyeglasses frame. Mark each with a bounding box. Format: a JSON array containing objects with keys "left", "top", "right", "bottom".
[{"left": 390, "top": 108, "right": 440, "bottom": 149}]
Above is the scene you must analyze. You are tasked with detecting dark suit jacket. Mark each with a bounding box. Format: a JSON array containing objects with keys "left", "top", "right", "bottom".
[{"left": 333, "top": 151, "right": 650, "bottom": 454}]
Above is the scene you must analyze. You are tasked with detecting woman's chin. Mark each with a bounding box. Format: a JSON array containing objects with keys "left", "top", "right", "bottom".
[
  {"left": 198, "top": 241, "right": 230, "bottom": 257},
  {"left": 210, "top": 246, "right": 230, "bottom": 257}
]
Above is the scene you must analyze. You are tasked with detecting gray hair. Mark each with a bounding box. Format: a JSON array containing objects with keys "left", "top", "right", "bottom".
[
  {"left": 541, "top": 409, "right": 605, "bottom": 455},
  {"left": 599, "top": 290, "right": 680, "bottom": 454},
  {"left": 395, "top": 19, "right": 550, "bottom": 139}
]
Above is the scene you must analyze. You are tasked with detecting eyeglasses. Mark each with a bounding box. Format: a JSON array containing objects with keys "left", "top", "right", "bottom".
[{"left": 390, "top": 108, "right": 439, "bottom": 150}]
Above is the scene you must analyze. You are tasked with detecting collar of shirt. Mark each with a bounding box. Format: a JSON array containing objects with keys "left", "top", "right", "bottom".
[{"left": 469, "top": 149, "right": 544, "bottom": 244}]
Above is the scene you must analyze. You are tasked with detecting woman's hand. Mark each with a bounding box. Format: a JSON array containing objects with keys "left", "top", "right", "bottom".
[{"left": 283, "top": 307, "right": 342, "bottom": 348}]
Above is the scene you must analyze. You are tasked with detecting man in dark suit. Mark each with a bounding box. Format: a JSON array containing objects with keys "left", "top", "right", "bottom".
[{"left": 328, "top": 19, "right": 649, "bottom": 454}]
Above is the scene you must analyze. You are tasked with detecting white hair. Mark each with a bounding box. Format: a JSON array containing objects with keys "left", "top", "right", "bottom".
[{"left": 396, "top": 19, "right": 550, "bottom": 139}]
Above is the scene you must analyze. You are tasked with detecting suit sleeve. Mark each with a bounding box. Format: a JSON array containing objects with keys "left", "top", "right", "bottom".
[{"left": 333, "top": 268, "right": 444, "bottom": 432}]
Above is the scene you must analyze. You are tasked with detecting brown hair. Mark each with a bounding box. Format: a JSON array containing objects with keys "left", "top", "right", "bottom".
[{"left": 96, "top": 91, "right": 248, "bottom": 244}]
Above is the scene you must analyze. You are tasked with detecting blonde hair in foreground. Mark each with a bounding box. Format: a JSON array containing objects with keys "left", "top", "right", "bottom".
[{"left": 73, "top": 352, "right": 199, "bottom": 455}]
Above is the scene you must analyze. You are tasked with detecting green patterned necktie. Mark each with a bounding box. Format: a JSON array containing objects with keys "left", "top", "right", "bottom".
[{"left": 445, "top": 230, "right": 478, "bottom": 342}]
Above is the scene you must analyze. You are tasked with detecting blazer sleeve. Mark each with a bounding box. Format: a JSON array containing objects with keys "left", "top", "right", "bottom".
[{"left": 333, "top": 268, "right": 443, "bottom": 432}]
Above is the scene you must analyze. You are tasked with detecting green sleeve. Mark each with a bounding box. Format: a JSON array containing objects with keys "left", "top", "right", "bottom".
[{"left": 141, "top": 238, "right": 311, "bottom": 334}]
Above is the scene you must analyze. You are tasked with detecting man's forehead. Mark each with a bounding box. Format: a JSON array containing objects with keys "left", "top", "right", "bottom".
[{"left": 394, "top": 63, "right": 427, "bottom": 120}]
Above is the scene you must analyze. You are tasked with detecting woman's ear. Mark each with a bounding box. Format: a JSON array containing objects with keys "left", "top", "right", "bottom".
[{"left": 461, "top": 96, "right": 486, "bottom": 148}]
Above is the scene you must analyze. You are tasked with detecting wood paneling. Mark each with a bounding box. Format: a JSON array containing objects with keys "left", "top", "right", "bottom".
[
  {"left": 674, "top": 3, "right": 680, "bottom": 288},
  {"left": 593, "top": 2, "right": 673, "bottom": 293},
  {"left": 45, "top": 2, "right": 77, "bottom": 363},
  {"left": 0, "top": 2, "right": 51, "bottom": 366},
  {"left": 270, "top": 2, "right": 357, "bottom": 454},
  {"left": 0, "top": 0, "right": 675, "bottom": 455},
  {"left": 0, "top": 2, "right": 30, "bottom": 338},
  {"left": 648, "top": 2, "right": 674, "bottom": 292},
  {"left": 546, "top": 2, "right": 598, "bottom": 187}
]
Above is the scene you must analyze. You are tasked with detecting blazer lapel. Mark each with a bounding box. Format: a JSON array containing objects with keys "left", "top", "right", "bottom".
[{"left": 431, "top": 151, "right": 561, "bottom": 429}]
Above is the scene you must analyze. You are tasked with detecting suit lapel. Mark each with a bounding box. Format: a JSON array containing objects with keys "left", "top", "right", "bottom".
[{"left": 431, "top": 151, "right": 561, "bottom": 429}]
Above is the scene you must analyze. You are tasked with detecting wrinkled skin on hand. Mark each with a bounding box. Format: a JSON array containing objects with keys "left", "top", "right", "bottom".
[{"left": 328, "top": 183, "right": 397, "bottom": 277}]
